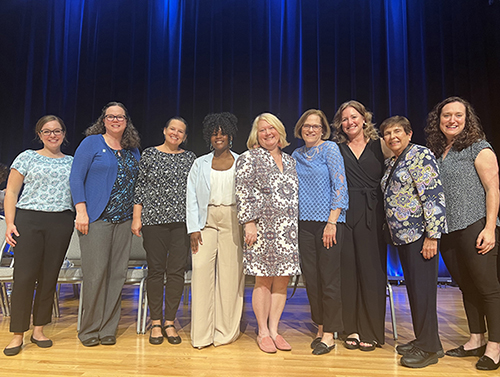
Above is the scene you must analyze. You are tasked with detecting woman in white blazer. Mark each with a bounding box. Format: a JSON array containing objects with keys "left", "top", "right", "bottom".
[{"left": 186, "top": 112, "right": 244, "bottom": 348}]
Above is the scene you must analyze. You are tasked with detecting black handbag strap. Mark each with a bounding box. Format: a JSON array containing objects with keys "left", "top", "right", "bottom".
[{"left": 383, "top": 143, "right": 413, "bottom": 193}]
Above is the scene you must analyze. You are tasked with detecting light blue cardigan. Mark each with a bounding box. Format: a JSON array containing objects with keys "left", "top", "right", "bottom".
[{"left": 186, "top": 150, "right": 239, "bottom": 234}]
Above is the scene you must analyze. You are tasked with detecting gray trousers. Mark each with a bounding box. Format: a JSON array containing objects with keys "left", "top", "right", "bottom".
[{"left": 78, "top": 220, "right": 132, "bottom": 341}]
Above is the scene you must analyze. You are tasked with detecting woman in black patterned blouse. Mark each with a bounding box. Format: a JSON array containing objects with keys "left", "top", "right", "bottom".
[{"left": 132, "top": 117, "right": 196, "bottom": 345}]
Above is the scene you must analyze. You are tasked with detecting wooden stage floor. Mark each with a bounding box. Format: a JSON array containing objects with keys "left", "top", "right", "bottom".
[{"left": 0, "top": 284, "right": 496, "bottom": 376}]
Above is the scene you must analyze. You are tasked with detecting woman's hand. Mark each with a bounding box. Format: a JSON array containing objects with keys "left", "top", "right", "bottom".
[
  {"left": 190, "top": 232, "right": 203, "bottom": 254},
  {"left": 131, "top": 204, "right": 143, "bottom": 237},
  {"left": 131, "top": 218, "right": 142, "bottom": 237},
  {"left": 5, "top": 223, "right": 19, "bottom": 247},
  {"left": 476, "top": 227, "right": 496, "bottom": 254},
  {"left": 74, "top": 202, "right": 89, "bottom": 235},
  {"left": 421, "top": 237, "right": 438, "bottom": 259},
  {"left": 322, "top": 223, "right": 337, "bottom": 249},
  {"left": 244, "top": 221, "right": 257, "bottom": 246}
]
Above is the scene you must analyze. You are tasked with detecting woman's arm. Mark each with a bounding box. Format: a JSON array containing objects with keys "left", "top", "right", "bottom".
[
  {"left": 4, "top": 169, "right": 24, "bottom": 246},
  {"left": 323, "top": 208, "right": 341, "bottom": 249},
  {"left": 186, "top": 159, "right": 201, "bottom": 235},
  {"left": 475, "top": 148, "right": 499, "bottom": 254}
]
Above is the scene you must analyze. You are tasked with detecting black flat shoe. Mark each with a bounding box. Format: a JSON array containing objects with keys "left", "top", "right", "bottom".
[
  {"left": 81, "top": 337, "right": 99, "bottom": 347},
  {"left": 30, "top": 335, "right": 53, "bottom": 348},
  {"left": 162, "top": 324, "right": 181, "bottom": 345},
  {"left": 312, "top": 341, "right": 335, "bottom": 355},
  {"left": 149, "top": 324, "right": 164, "bottom": 345},
  {"left": 344, "top": 337, "right": 360, "bottom": 350},
  {"left": 398, "top": 340, "right": 444, "bottom": 358},
  {"left": 476, "top": 355, "right": 500, "bottom": 371},
  {"left": 446, "top": 344, "right": 486, "bottom": 357},
  {"left": 3, "top": 342, "right": 23, "bottom": 356},
  {"left": 100, "top": 336, "right": 116, "bottom": 345},
  {"left": 400, "top": 346, "right": 438, "bottom": 368},
  {"left": 310, "top": 337, "right": 322, "bottom": 349}
]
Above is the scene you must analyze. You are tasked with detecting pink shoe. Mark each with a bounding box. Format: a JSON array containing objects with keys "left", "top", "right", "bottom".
[
  {"left": 257, "top": 336, "right": 277, "bottom": 353},
  {"left": 273, "top": 334, "right": 292, "bottom": 351}
]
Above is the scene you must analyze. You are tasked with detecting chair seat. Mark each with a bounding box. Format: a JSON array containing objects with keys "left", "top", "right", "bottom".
[{"left": 58, "top": 267, "right": 83, "bottom": 281}]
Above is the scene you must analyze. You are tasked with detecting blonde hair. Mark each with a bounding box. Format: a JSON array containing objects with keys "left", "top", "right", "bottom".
[
  {"left": 331, "top": 100, "right": 379, "bottom": 143},
  {"left": 294, "top": 109, "right": 331, "bottom": 140},
  {"left": 246, "top": 113, "right": 290, "bottom": 150}
]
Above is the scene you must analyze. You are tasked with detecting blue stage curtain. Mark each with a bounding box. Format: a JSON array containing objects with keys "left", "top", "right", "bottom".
[{"left": 1, "top": 0, "right": 499, "bottom": 277}]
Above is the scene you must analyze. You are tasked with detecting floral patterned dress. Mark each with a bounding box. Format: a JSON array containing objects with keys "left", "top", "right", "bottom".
[{"left": 235, "top": 147, "right": 301, "bottom": 276}]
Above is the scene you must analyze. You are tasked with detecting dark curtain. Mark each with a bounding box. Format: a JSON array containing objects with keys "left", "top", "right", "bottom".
[{"left": 1, "top": 0, "right": 499, "bottom": 276}]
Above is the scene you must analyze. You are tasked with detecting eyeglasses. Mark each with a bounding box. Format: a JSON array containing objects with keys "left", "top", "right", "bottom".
[
  {"left": 40, "top": 129, "right": 64, "bottom": 136},
  {"left": 303, "top": 124, "right": 322, "bottom": 131},
  {"left": 105, "top": 115, "right": 127, "bottom": 122}
]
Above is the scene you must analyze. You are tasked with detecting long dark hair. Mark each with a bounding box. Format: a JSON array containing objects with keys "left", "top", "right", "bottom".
[{"left": 85, "top": 102, "right": 141, "bottom": 149}]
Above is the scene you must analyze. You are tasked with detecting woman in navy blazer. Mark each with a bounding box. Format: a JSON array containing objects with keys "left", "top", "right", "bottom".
[{"left": 186, "top": 112, "right": 244, "bottom": 348}]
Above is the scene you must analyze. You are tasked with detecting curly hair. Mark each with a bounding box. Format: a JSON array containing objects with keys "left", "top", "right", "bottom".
[
  {"left": 425, "top": 96, "right": 485, "bottom": 158},
  {"left": 294, "top": 109, "right": 331, "bottom": 140},
  {"left": 331, "top": 100, "right": 380, "bottom": 143},
  {"left": 202, "top": 112, "right": 238, "bottom": 148},
  {"left": 0, "top": 163, "right": 8, "bottom": 183},
  {"left": 85, "top": 102, "right": 141, "bottom": 150}
]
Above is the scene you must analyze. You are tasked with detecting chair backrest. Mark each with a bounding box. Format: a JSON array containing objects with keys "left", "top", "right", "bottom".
[
  {"left": 0, "top": 216, "right": 6, "bottom": 263},
  {"left": 65, "top": 228, "right": 82, "bottom": 263},
  {"left": 129, "top": 234, "right": 147, "bottom": 266}
]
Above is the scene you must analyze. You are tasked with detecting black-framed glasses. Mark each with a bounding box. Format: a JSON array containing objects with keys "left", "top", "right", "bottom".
[
  {"left": 40, "top": 129, "right": 64, "bottom": 136},
  {"left": 105, "top": 115, "right": 127, "bottom": 122}
]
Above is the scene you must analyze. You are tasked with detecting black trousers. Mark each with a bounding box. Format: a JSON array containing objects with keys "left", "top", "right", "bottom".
[
  {"left": 341, "top": 200, "right": 387, "bottom": 344},
  {"left": 10, "top": 209, "right": 74, "bottom": 332},
  {"left": 441, "top": 218, "right": 500, "bottom": 341},
  {"left": 142, "top": 222, "right": 189, "bottom": 322},
  {"left": 397, "top": 235, "right": 442, "bottom": 353},
  {"left": 299, "top": 221, "right": 343, "bottom": 333}
]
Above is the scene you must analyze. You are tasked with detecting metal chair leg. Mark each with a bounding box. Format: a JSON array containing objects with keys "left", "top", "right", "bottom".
[
  {"left": 52, "top": 288, "right": 61, "bottom": 318},
  {"left": 77, "top": 282, "right": 83, "bottom": 332},
  {"left": 387, "top": 282, "right": 397, "bottom": 340}
]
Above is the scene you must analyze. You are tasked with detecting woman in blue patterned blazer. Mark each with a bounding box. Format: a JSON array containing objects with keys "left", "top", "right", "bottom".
[{"left": 380, "top": 115, "right": 447, "bottom": 369}]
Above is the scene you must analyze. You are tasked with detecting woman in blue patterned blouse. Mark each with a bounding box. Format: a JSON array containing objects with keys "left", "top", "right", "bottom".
[
  {"left": 292, "top": 109, "right": 349, "bottom": 355},
  {"left": 380, "top": 116, "right": 447, "bottom": 369},
  {"left": 4, "top": 116, "right": 74, "bottom": 356},
  {"left": 70, "top": 102, "right": 141, "bottom": 347},
  {"left": 132, "top": 117, "right": 196, "bottom": 345},
  {"left": 426, "top": 97, "right": 500, "bottom": 371}
]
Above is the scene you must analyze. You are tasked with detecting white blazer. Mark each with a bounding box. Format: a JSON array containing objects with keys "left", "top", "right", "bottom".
[{"left": 186, "top": 150, "right": 239, "bottom": 234}]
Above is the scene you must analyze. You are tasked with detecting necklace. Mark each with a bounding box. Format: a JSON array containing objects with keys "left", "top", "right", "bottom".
[{"left": 304, "top": 145, "right": 319, "bottom": 160}]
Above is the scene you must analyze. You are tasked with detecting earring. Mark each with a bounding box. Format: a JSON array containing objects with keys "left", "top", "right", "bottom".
[
  {"left": 229, "top": 139, "right": 233, "bottom": 148},
  {"left": 210, "top": 144, "right": 214, "bottom": 151}
]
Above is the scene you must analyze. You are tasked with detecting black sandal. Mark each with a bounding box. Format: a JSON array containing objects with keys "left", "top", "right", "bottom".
[
  {"left": 344, "top": 337, "right": 360, "bottom": 350},
  {"left": 162, "top": 324, "right": 182, "bottom": 344},
  {"left": 359, "top": 340, "right": 377, "bottom": 352}
]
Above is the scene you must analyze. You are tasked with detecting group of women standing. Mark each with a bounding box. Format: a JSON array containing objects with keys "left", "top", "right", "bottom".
[{"left": 2, "top": 97, "right": 499, "bottom": 371}]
